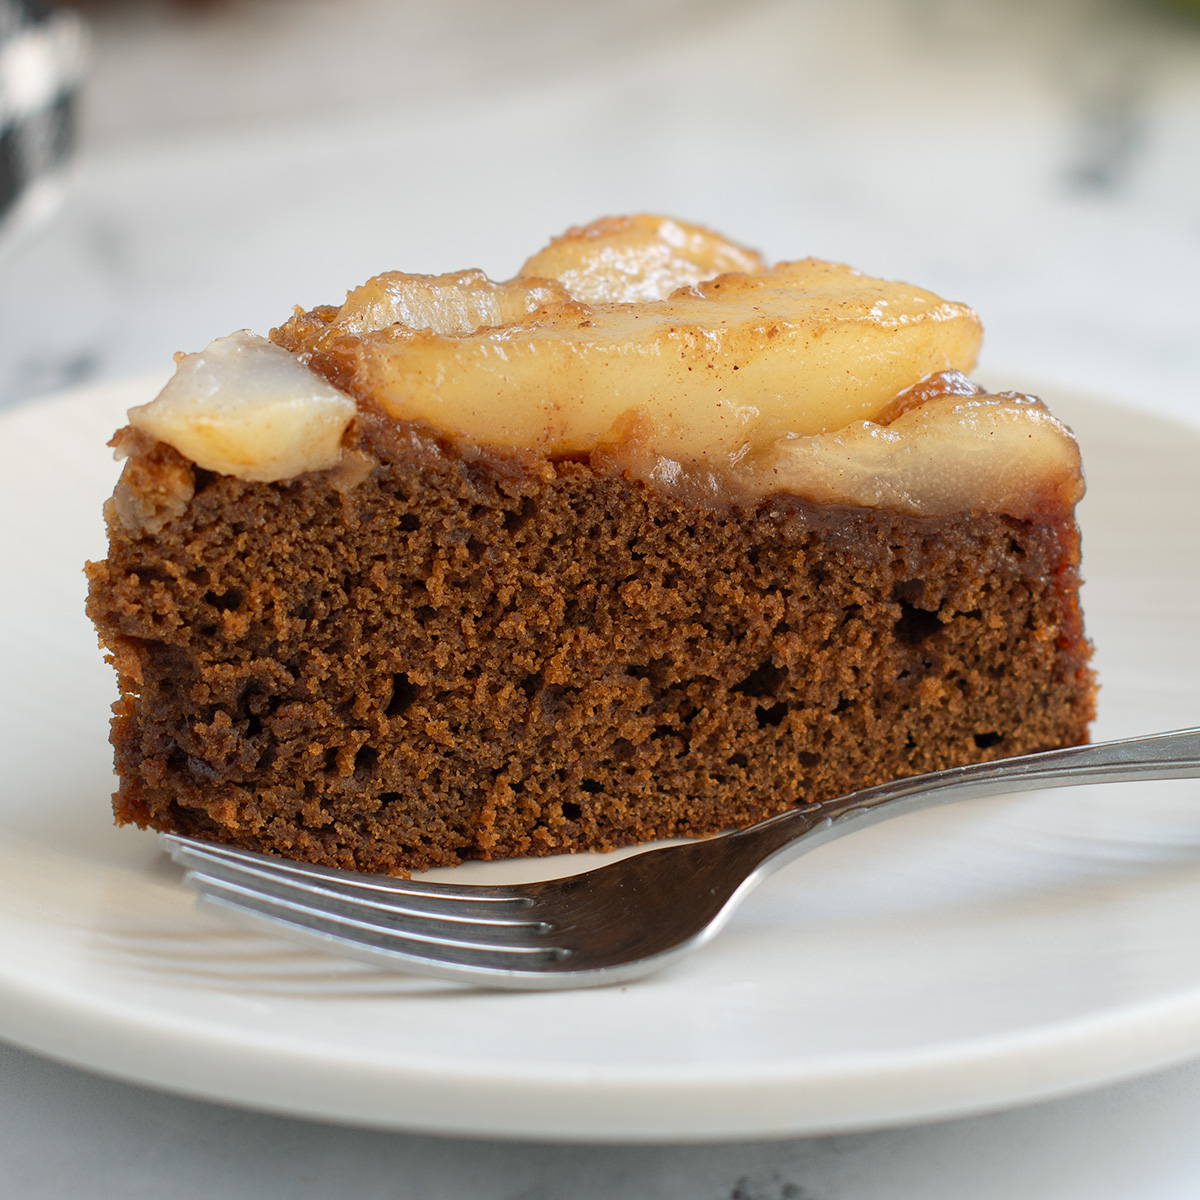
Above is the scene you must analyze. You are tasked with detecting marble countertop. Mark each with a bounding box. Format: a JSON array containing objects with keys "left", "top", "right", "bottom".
[{"left": 2, "top": 1, "right": 1199, "bottom": 1196}]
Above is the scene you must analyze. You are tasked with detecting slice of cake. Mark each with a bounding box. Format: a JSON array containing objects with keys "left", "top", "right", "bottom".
[{"left": 85, "top": 216, "right": 1095, "bottom": 874}]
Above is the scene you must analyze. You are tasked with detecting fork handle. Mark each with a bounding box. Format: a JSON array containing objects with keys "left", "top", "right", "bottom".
[{"left": 733, "top": 727, "right": 1200, "bottom": 880}]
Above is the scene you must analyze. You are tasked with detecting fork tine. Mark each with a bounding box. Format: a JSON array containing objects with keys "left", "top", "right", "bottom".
[
  {"left": 163, "top": 837, "right": 553, "bottom": 942},
  {"left": 163, "top": 835, "right": 683, "bottom": 986},
  {"left": 162, "top": 836, "right": 581, "bottom": 978},
  {"left": 160, "top": 830, "right": 715, "bottom": 985},
  {"left": 160, "top": 834, "right": 538, "bottom": 908},
  {"left": 192, "top": 882, "right": 576, "bottom": 982},
  {"left": 188, "top": 868, "right": 568, "bottom": 957},
  {"left": 182, "top": 861, "right": 557, "bottom": 947}
]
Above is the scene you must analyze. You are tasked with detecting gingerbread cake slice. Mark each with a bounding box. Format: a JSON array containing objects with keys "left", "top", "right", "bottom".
[{"left": 85, "top": 215, "right": 1095, "bottom": 874}]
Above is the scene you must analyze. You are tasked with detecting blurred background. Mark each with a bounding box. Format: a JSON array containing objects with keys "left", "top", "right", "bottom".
[{"left": 0, "top": 0, "right": 1197, "bottom": 422}]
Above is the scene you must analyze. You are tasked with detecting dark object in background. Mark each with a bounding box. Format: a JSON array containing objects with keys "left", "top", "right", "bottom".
[{"left": 0, "top": 0, "right": 85, "bottom": 252}]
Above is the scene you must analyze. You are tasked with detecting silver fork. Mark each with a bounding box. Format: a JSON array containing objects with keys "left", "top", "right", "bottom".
[{"left": 161, "top": 727, "right": 1200, "bottom": 990}]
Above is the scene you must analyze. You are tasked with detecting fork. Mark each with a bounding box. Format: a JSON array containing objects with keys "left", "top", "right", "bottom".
[{"left": 161, "top": 727, "right": 1200, "bottom": 990}]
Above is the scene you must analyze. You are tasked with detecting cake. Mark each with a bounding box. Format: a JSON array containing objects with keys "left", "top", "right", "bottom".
[{"left": 85, "top": 216, "right": 1095, "bottom": 874}]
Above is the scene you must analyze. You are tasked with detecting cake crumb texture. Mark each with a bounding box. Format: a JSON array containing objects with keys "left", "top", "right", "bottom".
[{"left": 86, "top": 414, "right": 1095, "bottom": 874}]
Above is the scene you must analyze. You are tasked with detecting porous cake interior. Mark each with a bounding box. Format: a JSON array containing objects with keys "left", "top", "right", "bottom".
[{"left": 86, "top": 410, "right": 1094, "bottom": 874}]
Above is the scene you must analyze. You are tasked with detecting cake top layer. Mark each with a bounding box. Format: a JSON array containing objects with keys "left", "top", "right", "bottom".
[{"left": 125, "top": 215, "right": 1083, "bottom": 518}]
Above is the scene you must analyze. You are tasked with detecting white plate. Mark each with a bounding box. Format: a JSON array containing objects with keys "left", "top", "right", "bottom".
[{"left": 2, "top": 379, "right": 1200, "bottom": 1142}]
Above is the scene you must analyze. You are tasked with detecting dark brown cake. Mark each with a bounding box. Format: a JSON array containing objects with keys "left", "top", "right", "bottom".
[
  {"left": 85, "top": 217, "right": 1096, "bottom": 874},
  {"left": 86, "top": 406, "right": 1094, "bottom": 875}
]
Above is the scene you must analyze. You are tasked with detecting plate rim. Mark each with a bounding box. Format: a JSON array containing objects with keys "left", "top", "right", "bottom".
[{"left": 6, "top": 942, "right": 1200, "bottom": 1141}]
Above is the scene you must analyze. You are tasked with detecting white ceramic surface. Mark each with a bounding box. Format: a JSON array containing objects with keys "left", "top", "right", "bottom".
[{"left": 1, "top": 379, "right": 1199, "bottom": 1142}]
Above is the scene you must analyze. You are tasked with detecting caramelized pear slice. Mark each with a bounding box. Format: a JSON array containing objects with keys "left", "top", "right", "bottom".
[
  {"left": 328, "top": 258, "right": 981, "bottom": 463},
  {"left": 129, "top": 332, "right": 355, "bottom": 482},
  {"left": 756, "top": 391, "right": 1085, "bottom": 519},
  {"left": 518, "top": 214, "right": 765, "bottom": 303},
  {"left": 324, "top": 216, "right": 759, "bottom": 338},
  {"left": 336, "top": 270, "right": 570, "bottom": 338}
]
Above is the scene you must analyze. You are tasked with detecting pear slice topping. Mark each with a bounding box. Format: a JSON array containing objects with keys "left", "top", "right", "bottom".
[
  {"left": 278, "top": 216, "right": 983, "bottom": 467},
  {"left": 125, "top": 216, "right": 1078, "bottom": 519},
  {"left": 128, "top": 331, "right": 355, "bottom": 483}
]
